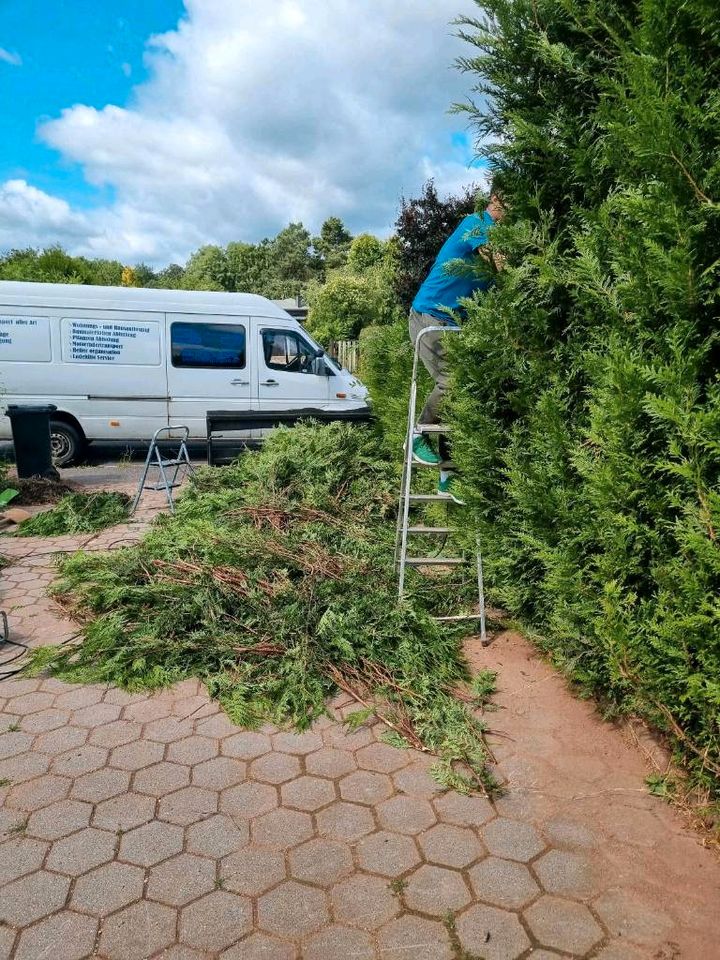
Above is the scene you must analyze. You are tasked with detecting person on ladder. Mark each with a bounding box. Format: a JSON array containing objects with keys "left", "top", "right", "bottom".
[{"left": 409, "top": 182, "right": 506, "bottom": 501}]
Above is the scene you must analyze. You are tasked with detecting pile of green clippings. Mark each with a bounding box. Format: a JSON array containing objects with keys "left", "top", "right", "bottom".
[
  {"left": 29, "top": 423, "right": 497, "bottom": 793},
  {"left": 16, "top": 492, "right": 131, "bottom": 537}
]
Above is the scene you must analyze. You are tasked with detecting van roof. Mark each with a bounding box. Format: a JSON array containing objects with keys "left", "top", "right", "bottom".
[{"left": 0, "top": 281, "right": 294, "bottom": 319}]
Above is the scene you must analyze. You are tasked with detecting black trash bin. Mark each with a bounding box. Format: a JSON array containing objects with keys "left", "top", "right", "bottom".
[{"left": 6, "top": 405, "right": 60, "bottom": 480}]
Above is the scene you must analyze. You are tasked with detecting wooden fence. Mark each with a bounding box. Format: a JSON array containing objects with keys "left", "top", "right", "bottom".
[{"left": 329, "top": 339, "right": 360, "bottom": 373}]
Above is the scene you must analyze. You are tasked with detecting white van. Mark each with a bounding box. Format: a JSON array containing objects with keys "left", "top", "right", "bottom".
[{"left": 0, "top": 281, "right": 369, "bottom": 465}]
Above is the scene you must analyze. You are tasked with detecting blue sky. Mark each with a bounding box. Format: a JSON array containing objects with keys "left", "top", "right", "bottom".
[{"left": 0, "top": 0, "right": 485, "bottom": 266}]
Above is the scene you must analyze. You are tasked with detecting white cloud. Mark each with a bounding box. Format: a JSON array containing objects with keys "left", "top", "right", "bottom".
[
  {"left": 3, "top": 0, "right": 484, "bottom": 265},
  {"left": 0, "top": 47, "right": 22, "bottom": 66}
]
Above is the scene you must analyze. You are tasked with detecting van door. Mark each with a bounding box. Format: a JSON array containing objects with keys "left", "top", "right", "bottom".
[
  {"left": 166, "top": 314, "right": 252, "bottom": 436},
  {"left": 256, "top": 323, "right": 332, "bottom": 410}
]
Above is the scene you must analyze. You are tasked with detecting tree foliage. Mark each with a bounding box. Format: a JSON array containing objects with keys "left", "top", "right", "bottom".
[{"left": 448, "top": 0, "right": 720, "bottom": 787}]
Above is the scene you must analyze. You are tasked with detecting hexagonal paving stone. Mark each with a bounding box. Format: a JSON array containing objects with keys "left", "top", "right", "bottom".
[
  {"left": 251, "top": 807, "right": 314, "bottom": 850},
  {"left": 88, "top": 718, "right": 141, "bottom": 747},
  {"left": 93, "top": 791, "right": 156, "bottom": 831},
  {"left": 289, "top": 837, "right": 353, "bottom": 886},
  {"left": 134, "top": 760, "right": 191, "bottom": 797},
  {"left": 7, "top": 772, "right": 71, "bottom": 811},
  {"left": 179, "top": 890, "right": 253, "bottom": 952},
  {"left": 392, "top": 763, "right": 445, "bottom": 799},
  {"left": 0, "top": 730, "right": 33, "bottom": 759},
  {"left": 534, "top": 848, "right": 598, "bottom": 898},
  {"left": 144, "top": 716, "right": 195, "bottom": 743},
  {"left": 251, "top": 751, "right": 302, "bottom": 784},
  {"left": 187, "top": 813, "right": 249, "bottom": 859},
  {"left": 158, "top": 785, "right": 218, "bottom": 825},
  {"left": 168, "top": 734, "right": 219, "bottom": 765},
  {"left": 419, "top": 823, "right": 484, "bottom": 868},
  {"left": 331, "top": 872, "right": 400, "bottom": 931},
  {"left": 1, "top": 870, "right": 71, "bottom": 926},
  {"left": 108, "top": 738, "right": 164, "bottom": 771},
  {"left": 71, "top": 702, "right": 123, "bottom": 727},
  {"left": 222, "top": 730, "right": 272, "bottom": 759},
  {"left": 303, "top": 924, "right": 375, "bottom": 960},
  {"left": 221, "top": 932, "right": 296, "bottom": 960},
  {"left": 99, "top": 899, "right": 177, "bottom": 960},
  {"left": 593, "top": 887, "right": 674, "bottom": 945},
  {"left": 433, "top": 791, "right": 494, "bottom": 827},
  {"left": 221, "top": 780, "right": 278, "bottom": 819},
  {"left": 56, "top": 687, "right": 103, "bottom": 712},
  {"left": 35, "top": 725, "right": 88, "bottom": 755},
  {"left": 221, "top": 846, "right": 287, "bottom": 896},
  {"left": 339, "top": 770, "right": 393, "bottom": 806},
  {"left": 192, "top": 755, "right": 246, "bottom": 790},
  {"left": 356, "top": 830, "right": 421, "bottom": 877},
  {"left": 123, "top": 697, "right": 173, "bottom": 723},
  {"left": 469, "top": 856, "right": 539, "bottom": 909},
  {"left": 0, "top": 836, "right": 47, "bottom": 885},
  {"left": 281, "top": 774, "right": 336, "bottom": 811},
  {"left": 8, "top": 691, "right": 55, "bottom": 715},
  {"left": 71, "top": 861, "right": 145, "bottom": 916},
  {"left": 482, "top": 817, "right": 545, "bottom": 862},
  {"left": 305, "top": 747, "right": 357, "bottom": 779},
  {"left": 25, "top": 798, "right": 93, "bottom": 840},
  {"left": 316, "top": 801, "right": 376, "bottom": 842},
  {"left": 272, "top": 730, "right": 323, "bottom": 755},
  {"left": 20, "top": 709, "right": 70, "bottom": 735},
  {"left": 196, "top": 712, "right": 238, "bottom": 738},
  {"left": 258, "top": 880, "right": 329, "bottom": 938},
  {"left": 147, "top": 852, "right": 216, "bottom": 906},
  {"left": 457, "top": 904, "right": 531, "bottom": 960},
  {"left": 70, "top": 767, "right": 130, "bottom": 803},
  {"left": 52, "top": 744, "right": 109, "bottom": 777},
  {"left": 544, "top": 817, "right": 598, "bottom": 850},
  {"left": 376, "top": 795, "right": 436, "bottom": 834},
  {"left": 377, "top": 914, "right": 452, "bottom": 960},
  {"left": 14, "top": 909, "right": 98, "bottom": 960},
  {"left": 0, "top": 750, "right": 50, "bottom": 785},
  {"left": 118, "top": 820, "right": 185, "bottom": 866},
  {"left": 356, "top": 741, "right": 409, "bottom": 774},
  {"left": 404, "top": 863, "right": 471, "bottom": 916},
  {"left": 46, "top": 826, "right": 116, "bottom": 876},
  {"left": 524, "top": 895, "right": 604, "bottom": 954}
]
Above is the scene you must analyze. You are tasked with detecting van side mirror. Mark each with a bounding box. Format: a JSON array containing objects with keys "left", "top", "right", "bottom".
[{"left": 311, "top": 355, "right": 329, "bottom": 376}]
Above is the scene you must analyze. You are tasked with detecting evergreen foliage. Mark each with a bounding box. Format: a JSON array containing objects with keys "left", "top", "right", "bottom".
[
  {"left": 450, "top": 0, "right": 720, "bottom": 786},
  {"left": 16, "top": 492, "right": 130, "bottom": 537},
  {"left": 28, "top": 424, "right": 497, "bottom": 793}
]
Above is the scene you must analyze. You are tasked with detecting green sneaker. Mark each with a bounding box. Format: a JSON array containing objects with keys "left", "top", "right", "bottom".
[
  {"left": 412, "top": 435, "right": 442, "bottom": 466},
  {"left": 438, "top": 474, "right": 465, "bottom": 505}
]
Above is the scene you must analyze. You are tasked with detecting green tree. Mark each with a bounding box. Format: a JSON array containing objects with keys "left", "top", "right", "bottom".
[
  {"left": 448, "top": 0, "right": 720, "bottom": 785},
  {"left": 182, "top": 245, "right": 230, "bottom": 291},
  {"left": 347, "top": 234, "right": 384, "bottom": 272},
  {"left": 270, "top": 222, "right": 321, "bottom": 292},
  {"left": 313, "top": 217, "right": 353, "bottom": 270}
]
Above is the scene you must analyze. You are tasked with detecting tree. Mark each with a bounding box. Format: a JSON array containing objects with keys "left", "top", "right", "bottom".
[
  {"left": 313, "top": 217, "right": 353, "bottom": 270},
  {"left": 306, "top": 273, "right": 384, "bottom": 346},
  {"left": 449, "top": 0, "right": 720, "bottom": 784},
  {"left": 270, "top": 223, "right": 321, "bottom": 292},
  {"left": 182, "top": 245, "right": 230, "bottom": 291},
  {"left": 393, "top": 180, "right": 479, "bottom": 310},
  {"left": 347, "top": 234, "right": 384, "bottom": 272}
]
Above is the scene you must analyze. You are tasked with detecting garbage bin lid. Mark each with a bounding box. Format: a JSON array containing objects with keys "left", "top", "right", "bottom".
[{"left": 6, "top": 404, "right": 58, "bottom": 414}]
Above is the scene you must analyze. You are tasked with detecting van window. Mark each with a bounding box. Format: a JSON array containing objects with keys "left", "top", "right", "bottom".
[
  {"left": 171, "top": 322, "right": 246, "bottom": 368},
  {"left": 262, "top": 330, "right": 316, "bottom": 374}
]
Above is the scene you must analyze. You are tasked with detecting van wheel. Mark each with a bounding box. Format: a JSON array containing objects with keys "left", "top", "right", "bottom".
[{"left": 50, "top": 421, "right": 85, "bottom": 467}]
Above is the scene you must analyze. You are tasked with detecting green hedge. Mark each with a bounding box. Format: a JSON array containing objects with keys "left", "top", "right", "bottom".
[{"left": 449, "top": 0, "right": 720, "bottom": 785}]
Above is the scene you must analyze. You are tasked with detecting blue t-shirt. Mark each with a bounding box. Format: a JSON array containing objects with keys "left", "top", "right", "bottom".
[{"left": 412, "top": 211, "right": 495, "bottom": 321}]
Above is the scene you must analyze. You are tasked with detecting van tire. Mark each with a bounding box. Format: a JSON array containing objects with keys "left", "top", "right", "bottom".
[{"left": 50, "top": 420, "right": 85, "bottom": 467}]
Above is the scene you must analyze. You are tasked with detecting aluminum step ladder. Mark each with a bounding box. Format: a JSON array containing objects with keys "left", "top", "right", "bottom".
[
  {"left": 394, "top": 325, "right": 487, "bottom": 643},
  {"left": 131, "top": 425, "right": 195, "bottom": 515}
]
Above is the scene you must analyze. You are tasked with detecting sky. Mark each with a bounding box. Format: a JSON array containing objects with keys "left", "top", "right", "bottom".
[{"left": 0, "top": 0, "right": 487, "bottom": 267}]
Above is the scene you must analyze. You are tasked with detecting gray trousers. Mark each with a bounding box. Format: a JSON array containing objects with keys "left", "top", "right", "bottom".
[{"left": 408, "top": 308, "right": 454, "bottom": 426}]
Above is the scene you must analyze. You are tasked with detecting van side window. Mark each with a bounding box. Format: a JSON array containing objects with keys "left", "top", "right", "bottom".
[
  {"left": 171, "top": 322, "right": 246, "bottom": 368},
  {"left": 262, "top": 330, "right": 316, "bottom": 374}
]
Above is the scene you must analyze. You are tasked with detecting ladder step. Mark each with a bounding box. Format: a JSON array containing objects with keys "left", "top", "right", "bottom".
[
  {"left": 405, "top": 493, "right": 454, "bottom": 503},
  {"left": 155, "top": 458, "right": 190, "bottom": 467},
  {"left": 415, "top": 423, "right": 450, "bottom": 434},
  {"left": 407, "top": 526, "right": 455, "bottom": 535},
  {"left": 406, "top": 557, "right": 468, "bottom": 566},
  {"left": 433, "top": 614, "right": 482, "bottom": 622}
]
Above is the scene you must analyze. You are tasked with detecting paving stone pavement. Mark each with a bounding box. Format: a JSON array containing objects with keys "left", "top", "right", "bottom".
[{"left": 1, "top": 486, "right": 720, "bottom": 958}]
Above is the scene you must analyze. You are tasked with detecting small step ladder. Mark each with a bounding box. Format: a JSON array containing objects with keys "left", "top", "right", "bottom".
[
  {"left": 395, "top": 324, "right": 487, "bottom": 644},
  {"left": 131, "top": 425, "right": 195, "bottom": 515}
]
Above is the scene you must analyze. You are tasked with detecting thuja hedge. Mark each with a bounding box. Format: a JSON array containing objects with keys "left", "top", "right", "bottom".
[{"left": 444, "top": 0, "right": 720, "bottom": 784}]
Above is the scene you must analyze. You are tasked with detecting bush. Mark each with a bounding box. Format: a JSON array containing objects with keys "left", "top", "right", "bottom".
[
  {"left": 451, "top": 0, "right": 720, "bottom": 786},
  {"left": 16, "top": 492, "right": 130, "bottom": 536}
]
